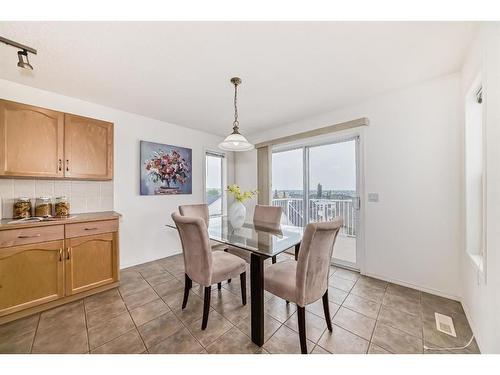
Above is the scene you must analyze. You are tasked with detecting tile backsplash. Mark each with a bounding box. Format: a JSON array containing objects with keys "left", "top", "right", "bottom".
[{"left": 0, "top": 178, "right": 114, "bottom": 219}]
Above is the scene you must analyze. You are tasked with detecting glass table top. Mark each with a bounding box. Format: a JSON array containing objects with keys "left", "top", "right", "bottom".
[{"left": 167, "top": 216, "right": 303, "bottom": 257}]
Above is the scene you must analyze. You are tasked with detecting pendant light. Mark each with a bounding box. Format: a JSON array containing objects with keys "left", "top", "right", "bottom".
[{"left": 218, "top": 77, "right": 254, "bottom": 152}]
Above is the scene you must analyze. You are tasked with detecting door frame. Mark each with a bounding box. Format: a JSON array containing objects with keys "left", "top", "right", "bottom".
[{"left": 272, "top": 128, "right": 366, "bottom": 273}]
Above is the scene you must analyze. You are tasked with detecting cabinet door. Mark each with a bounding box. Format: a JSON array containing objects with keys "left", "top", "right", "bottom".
[
  {"left": 65, "top": 232, "right": 118, "bottom": 295},
  {"left": 64, "top": 114, "right": 113, "bottom": 180},
  {"left": 0, "top": 100, "right": 64, "bottom": 177},
  {"left": 0, "top": 240, "right": 64, "bottom": 317}
]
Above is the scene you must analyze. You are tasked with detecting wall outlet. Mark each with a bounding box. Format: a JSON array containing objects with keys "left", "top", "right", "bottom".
[{"left": 368, "top": 192, "right": 379, "bottom": 202}]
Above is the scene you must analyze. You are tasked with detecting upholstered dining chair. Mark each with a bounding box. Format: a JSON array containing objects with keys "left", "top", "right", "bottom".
[
  {"left": 178, "top": 204, "right": 209, "bottom": 227},
  {"left": 227, "top": 204, "right": 283, "bottom": 264},
  {"left": 171, "top": 212, "right": 247, "bottom": 330},
  {"left": 264, "top": 218, "right": 343, "bottom": 354},
  {"left": 179, "top": 203, "right": 228, "bottom": 254}
]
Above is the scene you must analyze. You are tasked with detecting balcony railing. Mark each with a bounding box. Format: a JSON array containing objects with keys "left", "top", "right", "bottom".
[{"left": 272, "top": 198, "right": 356, "bottom": 236}]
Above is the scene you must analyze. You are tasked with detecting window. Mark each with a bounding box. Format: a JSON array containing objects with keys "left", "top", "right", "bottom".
[
  {"left": 272, "top": 137, "right": 360, "bottom": 269},
  {"left": 465, "top": 80, "right": 485, "bottom": 273},
  {"left": 205, "top": 152, "right": 225, "bottom": 217}
]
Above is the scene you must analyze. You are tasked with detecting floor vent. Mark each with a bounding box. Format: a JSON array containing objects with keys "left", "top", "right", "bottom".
[{"left": 435, "top": 312, "right": 457, "bottom": 337}]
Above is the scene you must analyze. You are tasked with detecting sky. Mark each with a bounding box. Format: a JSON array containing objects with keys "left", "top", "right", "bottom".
[
  {"left": 272, "top": 140, "right": 356, "bottom": 191},
  {"left": 206, "top": 155, "right": 222, "bottom": 189}
]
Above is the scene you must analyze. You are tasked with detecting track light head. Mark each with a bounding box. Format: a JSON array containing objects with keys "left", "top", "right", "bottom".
[{"left": 17, "top": 50, "right": 33, "bottom": 70}]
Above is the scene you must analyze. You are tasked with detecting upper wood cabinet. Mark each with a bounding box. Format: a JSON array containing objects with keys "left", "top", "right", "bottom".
[
  {"left": 64, "top": 114, "right": 113, "bottom": 180},
  {"left": 0, "top": 99, "right": 113, "bottom": 180},
  {"left": 0, "top": 100, "right": 64, "bottom": 178}
]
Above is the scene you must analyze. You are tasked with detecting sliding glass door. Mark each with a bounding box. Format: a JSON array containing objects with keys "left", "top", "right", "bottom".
[{"left": 272, "top": 137, "right": 360, "bottom": 269}]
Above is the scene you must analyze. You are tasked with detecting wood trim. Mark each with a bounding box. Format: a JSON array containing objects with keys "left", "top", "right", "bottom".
[
  {"left": 257, "top": 146, "right": 271, "bottom": 205},
  {"left": 254, "top": 117, "right": 369, "bottom": 149},
  {"left": 0, "top": 282, "right": 119, "bottom": 325}
]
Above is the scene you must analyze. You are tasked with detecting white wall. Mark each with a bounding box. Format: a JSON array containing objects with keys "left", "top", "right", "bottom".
[
  {"left": 236, "top": 73, "right": 463, "bottom": 299},
  {"left": 460, "top": 24, "right": 500, "bottom": 354},
  {"left": 0, "top": 79, "right": 234, "bottom": 268}
]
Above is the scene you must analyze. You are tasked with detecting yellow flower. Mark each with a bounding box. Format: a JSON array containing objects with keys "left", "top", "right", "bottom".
[{"left": 226, "top": 185, "right": 258, "bottom": 202}]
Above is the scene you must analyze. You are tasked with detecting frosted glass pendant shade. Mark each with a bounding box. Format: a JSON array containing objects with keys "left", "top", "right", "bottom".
[{"left": 218, "top": 132, "right": 254, "bottom": 151}]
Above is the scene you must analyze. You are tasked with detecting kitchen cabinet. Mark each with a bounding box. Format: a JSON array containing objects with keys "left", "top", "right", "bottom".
[
  {"left": 64, "top": 114, "right": 113, "bottom": 180},
  {"left": 0, "top": 240, "right": 65, "bottom": 316},
  {"left": 65, "top": 231, "right": 118, "bottom": 295},
  {"left": 0, "top": 99, "right": 113, "bottom": 180},
  {"left": 0, "top": 100, "right": 64, "bottom": 178},
  {"left": 0, "top": 212, "right": 120, "bottom": 324}
]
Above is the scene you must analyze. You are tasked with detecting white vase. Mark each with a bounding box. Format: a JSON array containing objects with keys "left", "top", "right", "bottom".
[{"left": 228, "top": 201, "right": 246, "bottom": 228}]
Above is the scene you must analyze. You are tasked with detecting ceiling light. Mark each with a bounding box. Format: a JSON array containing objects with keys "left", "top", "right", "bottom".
[
  {"left": 17, "top": 50, "right": 33, "bottom": 70},
  {"left": 219, "top": 77, "right": 254, "bottom": 152},
  {"left": 0, "top": 36, "right": 37, "bottom": 70}
]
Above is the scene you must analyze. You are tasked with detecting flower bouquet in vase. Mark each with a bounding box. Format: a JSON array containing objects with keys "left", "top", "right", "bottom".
[
  {"left": 144, "top": 150, "right": 190, "bottom": 195},
  {"left": 227, "top": 184, "right": 257, "bottom": 228}
]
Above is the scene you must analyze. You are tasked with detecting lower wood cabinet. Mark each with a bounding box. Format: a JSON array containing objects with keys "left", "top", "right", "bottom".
[
  {"left": 0, "top": 240, "right": 64, "bottom": 316},
  {"left": 65, "top": 232, "right": 118, "bottom": 295},
  {"left": 0, "top": 215, "right": 120, "bottom": 324}
]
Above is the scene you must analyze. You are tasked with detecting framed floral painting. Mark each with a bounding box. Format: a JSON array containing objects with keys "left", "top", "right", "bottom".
[{"left": 140, "top": 141, "right": 192, "bottom": 195}]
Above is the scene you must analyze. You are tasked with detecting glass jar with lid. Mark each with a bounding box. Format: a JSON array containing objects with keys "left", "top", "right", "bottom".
[
  {"left": 13, "top": 197, "right": 32, "bottom": 219},
  {"left": 54, "top": 196, "right": 70, "bottom": 218},
  {"left": 35, "top": 196, "right": 53, "bottom": 217}
]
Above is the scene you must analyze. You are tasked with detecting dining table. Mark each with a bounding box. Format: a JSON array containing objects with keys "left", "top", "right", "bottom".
[{"left": 166, "top": 216, "right": 304, "bottom": 347}]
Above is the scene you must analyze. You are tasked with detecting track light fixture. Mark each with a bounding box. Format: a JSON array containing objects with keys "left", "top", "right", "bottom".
[{"left": 0, "top": 36, "right": 37, "bottom": 70}]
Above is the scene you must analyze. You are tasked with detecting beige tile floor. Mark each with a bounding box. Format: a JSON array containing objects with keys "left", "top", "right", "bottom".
[{"left": 0, "top": 252, "right": 480, "bottom": 354}]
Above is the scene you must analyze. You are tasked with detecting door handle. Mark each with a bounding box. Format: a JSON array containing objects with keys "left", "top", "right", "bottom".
[
  {"left": 58, "top": 159, "right": 62, "bottom": 171},
  {"left": 66, "top": 159, "right": 69, "bottom": 172},
  {"left": 84, "top": 227, "right": 98, "bottom": 231},
  {"left": 18, "top": 234, "right": 41, "bottom": 239},
  {"left": 59, "top": 248, "right": 63, "bottom": 262},
  {"left": 66, "top": 247, "right": 72, "bottom": 260}
]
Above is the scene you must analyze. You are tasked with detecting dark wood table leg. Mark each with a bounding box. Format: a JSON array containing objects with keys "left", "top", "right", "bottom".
[
  {"left": 250, "top": 253, "right": 265, "bottom": 346},
  {"left": 295, "top": 242, "right": 301, "bottom": 260}
]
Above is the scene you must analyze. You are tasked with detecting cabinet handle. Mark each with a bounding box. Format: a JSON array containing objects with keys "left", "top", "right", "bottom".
[
  {"left": 59, "top": 248, "right": 63, "bottom": 262},
  {"left": 66, "top": 159, "right": 69, "bottom": 172},
  {"left": 58, "top": 159, "right": 62, "bottom": 171},
  {"left": 67, "top": 247, "right": 72, "bottom": 260},
  {"left": 84, "top": 227, "right": 98, "bottom": 231},
  {"left": 18, "top": 234, "right": 41, "bottom": 239}
]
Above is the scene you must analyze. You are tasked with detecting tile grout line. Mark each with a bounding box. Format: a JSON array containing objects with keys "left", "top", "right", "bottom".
[
  {"left": 365, "top": 280, "right": 388, "bottom": 353},
  {"left": 142, "top": 263, "right": 209, "bottom": 352},
  {"left": 29, "top": 313, "right": 41, "bottom": 354},
  {"left": 82, "top": 299, "right": 91, "bottom": 353}
]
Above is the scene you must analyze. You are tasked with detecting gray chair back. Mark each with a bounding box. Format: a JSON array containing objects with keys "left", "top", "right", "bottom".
[
  {"left": 296, "top": 218, "right": 343, "bottom": 306},
  {"left": 171, "top": 212, "right": 212, "bottom": 286},
  {"left": 179, "top": 204, "right": 209, "bottom": 227}
]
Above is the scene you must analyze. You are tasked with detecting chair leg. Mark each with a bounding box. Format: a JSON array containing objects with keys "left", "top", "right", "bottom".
[
  {"left": 297, "top": 306, "right": 308, "bottom": 354},
  {"left": 322, "top": 290, "right": 333, "bottom": 331},
  {"left": 272, "top": 256, "right": 277, "bottom": 264},
  {"left": 201, "top": 286, "right": 211, "bottom": 330},
  {"left": 182, "top": 273, "right": 192, "bottom": 309},
  {"left": 240, "top": 272, "right": 247, "bottom": 305},
  {"left": 224, "top": 249, "right": 232, "bottom": 283},
  {"left": 217, "top": 282, "right": 222, "bottom": 290}
]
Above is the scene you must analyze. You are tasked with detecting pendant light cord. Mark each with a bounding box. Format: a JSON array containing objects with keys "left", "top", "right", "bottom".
[{"left": 233, "top": 81, "right": 239, "bottom": 127}]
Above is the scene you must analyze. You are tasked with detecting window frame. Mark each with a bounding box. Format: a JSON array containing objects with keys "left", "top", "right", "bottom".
[
  {"left": 464, "top": 74, "right": 487, "bottom": 279},
  {"left": 204, "top": 150, "right": 226, "bottom": 217}
]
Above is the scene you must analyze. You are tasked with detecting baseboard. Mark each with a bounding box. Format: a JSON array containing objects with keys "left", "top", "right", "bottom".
[
  {"left": 460, "top": 299, "right": 483, "bottom": 353},
  {"left": 121, "top": 250, "right": 182, "bottom": 270},
  {"left": 362, "top": 271, "right": 461, "bottom": 301}
]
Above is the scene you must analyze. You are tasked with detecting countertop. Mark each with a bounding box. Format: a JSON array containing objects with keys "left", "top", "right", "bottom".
[{"left": 0, "top": 211, "right": 121, "bottom": 231}]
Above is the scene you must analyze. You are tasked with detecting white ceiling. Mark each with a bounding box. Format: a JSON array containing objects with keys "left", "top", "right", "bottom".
[{"left": 0, "top": 22, "right": 478, "bottom": 136}]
